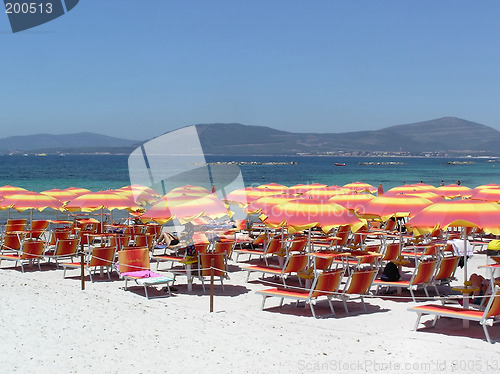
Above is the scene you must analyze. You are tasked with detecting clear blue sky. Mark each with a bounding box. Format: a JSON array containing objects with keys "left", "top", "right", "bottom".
[{"left": 2, "top": 1, "right": 500, "bottom": 140}]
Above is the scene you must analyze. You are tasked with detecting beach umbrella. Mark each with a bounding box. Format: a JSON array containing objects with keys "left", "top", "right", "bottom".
[
  {"left": 169, "top": 185, "right": 211, "bottom": 194},
  {"left": 41, "top": 188, "right": 80, "bottom": 203},
  {"left": 287, "top": 183, "right": 328, "bottom": 194},
  {"left": 223, "top": 187, "right": 281, "bottom": 206},
  {"left": 470, "top": 188, "right": 500, "bottom": 203},
  {"left": 245, "top": 194, "right": 298, "bottom": 215},
  {"left": 116, "top": 185, "right": 160, "bottom": 205},
  {"left": 0, "top": 191, "right": 65, "bottom": 227},
  {"left": 473, "top": 183, "right": 500, "bottom": 190},
  {"left": 66, "top": 190, "right": 139, "bottom": 212},
  {"left": 360, "top": 196, "right": 434, "bottom": 221},
  {"left": 65, "top": 187, "right": 92, "bottom": 196},
  {"left": 343, "top": 182, "right": 377, "bottom": 194},
  {"left": 384, "top": 191, "right": 444, "bottom": 203},
  {"left": 407, "top": 199, "right": 500, "bottom": 284},
  {"left": 385, "top": 184, "right": 436, "bottom": 195},
  {"left": 302, "top": 187, "right": 351, "bottom": 200},
  {"left": 436, "top": 184, "right": 473, "bottom": 199},
  {"left": 328, "top": 193, "right": 376, "bottom": 213},
  {"left": 260, "top": 198, "right": 364, "bottom": 234},
  {"left": 142, "top": 194, "right": 230, "bottom": 225},
  {"left": 0, "top": 191, "right": 64, "bottom": 212},
  {"left": 0, "top": 185, "right": 29, "bottom": 198},
  {"left": 254, "top": 183, "right": 288, "bottom": 191}
]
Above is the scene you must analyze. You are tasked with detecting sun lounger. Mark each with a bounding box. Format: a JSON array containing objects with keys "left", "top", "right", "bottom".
[
  {"left": 242, "top": 253, "right": 309, "bottom": 286},
  {"left": 257, "top": 269, "right": 344, "bottom": 318},
  {"left": 118, "top": 248, "right": 173, "bottom": 299},
  {"left": 373, "top": 258, "right": 438, "bottom": 302},
  {"left": 335, "top": 268, "right": 377, "bottom": 314},
  {"left": 0, "top": 240, "right": 46, "bottom": 272},
  {"left": 408, "top": 286, "right": 500, "bottom": 343},
  {"left": 61, "top": 245, "right": 116, "bottom": 282}
]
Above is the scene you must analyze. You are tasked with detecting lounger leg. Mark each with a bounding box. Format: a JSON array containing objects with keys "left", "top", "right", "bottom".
[
  {"left": 144, "top": 285, "right": 149, "bottom": 299},
  {"left": 124, "top": 279, "right": 128, "bottom": 290},
  {"left": 410, "top": 289, "right": 416, "bottom": 303},
  {"left": 343, "top": 298, "right": 349, "bottom": 314},
  {"left": 310, "top": 303, "right": 317, "bottom": 318},
  {"left": 279, "top": 298, "right": 284, "bottom": 308},
  {"left": 424, "top": 286, "right": 429, "bottom": 298},
  {"left": 483, "top": 324, "right": 492, "bottom": 344},
  {"left": 413, "top": 313, "right": 423, "bottom": 331},
  {"left": 328, "top": 298, "right": 336, "bottom": 317},
  {"left": 63, "top": 267, "right": 67, "bottom": 279},
  {"left": 260, "top": 295, "right": 268, "bottom": 310},
  {"left": 361, "top": 296, "right": 367, "bottom": 312},
  {"left": 432, "top": 315, "right": 439, "bottom": 327},
  {"left": 246, "top": 271, "right": 251, "bottom": 283}
]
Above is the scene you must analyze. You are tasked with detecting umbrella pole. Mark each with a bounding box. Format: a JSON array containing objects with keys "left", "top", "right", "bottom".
[{"left": 463, "top": 227, "right": 468, "bottom": 285}]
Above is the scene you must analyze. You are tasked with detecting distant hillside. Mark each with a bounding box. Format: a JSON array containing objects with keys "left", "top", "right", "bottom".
[
  {"left": 1, "top": 117, "right": 499, "bottom": 156},
  {"left": 0, "top": 132, "right": 139, "bottom": 154},
  {"left": 196, "top": 117, "right": 500, "bottom": 156}
]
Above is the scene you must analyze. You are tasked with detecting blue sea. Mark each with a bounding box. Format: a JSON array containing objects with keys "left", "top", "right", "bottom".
[
  {"left": 1, "top": 154, "right": 499, "bottom": 223},
  {"left": 1, "top": 154, "right": 498, "bottom": 192}
]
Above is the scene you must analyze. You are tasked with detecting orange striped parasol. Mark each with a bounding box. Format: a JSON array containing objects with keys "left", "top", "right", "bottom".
[
  {"left": 328, "top": 193, "right": 376, "bottom": 212},
  {"left": 470, "top": 188, "right": 500, "bottom": 203},
  {"left": 436, "top": 184, "right": 473, "bottom": 199},
  {"left": 343, "top": 182, "right": 377, "bottom": 193},
  {"left": 360, "top": 195, "right": 434, "bottom": 221},
  {"left": 66, "top": 190, "right": 140, "bottom": 212},
  {"left": 0, "top": 185, "right": 29, "bottom": 198},
  {"left": 407, "top": 199, "right": 500, "bottom": 236},
  {"left": 116, "top": 185, "right": 159, "bottom": 204},
  {"left": 223, "top": 187, "right": 282, "bottom": 206},
  {"left": 260, "top": 198, "right": 364, "bottom": 234},
  {"left": 41, "top": 188, "right": 80, "bottom": 203},
  {"left": 245, "top": 194, "right": 298, "bottom": 215},
  {"left": 142, "top": 194, "right": 230, "bottom": 224},
  {"left": 0, "top": 191, "right": 64, "bottom": 212},
  {"left": 302, "top": 187, "right": 351, "bottom": 200},
  {"left": 287, "top": 183, "right": 328, "bottom": 194}
]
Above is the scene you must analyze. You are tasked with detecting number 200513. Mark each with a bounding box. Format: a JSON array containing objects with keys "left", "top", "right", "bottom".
[{"left": 5, "top": 2, "right": 53, "bottom": 14}]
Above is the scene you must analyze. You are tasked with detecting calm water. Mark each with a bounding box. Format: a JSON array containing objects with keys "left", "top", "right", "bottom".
[
  {"left": 1, "top": 154, "right": 499, "bottom": 192},
  {"left": 1, "top": 154, "right": 499, "bottom": 223}
]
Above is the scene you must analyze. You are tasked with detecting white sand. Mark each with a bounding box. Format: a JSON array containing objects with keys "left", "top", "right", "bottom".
[{"left": 0, "top": 253, "right": 499, "bottom": 374}]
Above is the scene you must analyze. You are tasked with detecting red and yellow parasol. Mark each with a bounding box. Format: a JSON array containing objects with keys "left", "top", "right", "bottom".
[
  {"left": 343, "top": 182, "right": 377, "bottom": 194},
  {"left": 260, "top": 198, "right": 364, "bottom": 234},
  {"left": 436, "top": 184, "right": 473, "bottom": 199}
]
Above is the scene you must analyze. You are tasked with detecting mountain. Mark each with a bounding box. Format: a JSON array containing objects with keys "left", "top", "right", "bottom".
[
  {"left": 1, "top": 117, "right": 499, "bottom": 156},
  {"left": 196, "top": 117, "right": 500, "bottom": 155},
  {"left": 0, "top": 132, "right": 139, "bottom": 154}
]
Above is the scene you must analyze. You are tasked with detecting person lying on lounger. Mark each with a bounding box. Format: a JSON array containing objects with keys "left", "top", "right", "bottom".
[{"left": 156, "top": 232, "right": 180, "bottom": 247}]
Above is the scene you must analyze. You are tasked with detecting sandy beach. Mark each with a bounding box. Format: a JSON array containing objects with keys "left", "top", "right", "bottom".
[{"left": 0, "top": 249, "right": 498, "bottom": 374}]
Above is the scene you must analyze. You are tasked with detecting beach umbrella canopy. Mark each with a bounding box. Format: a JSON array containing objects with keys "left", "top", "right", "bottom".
[
  {"left": 223, "top": 187, "right": 282, "bottom": 206},
  {"left": 470, "top": 188, "right": 500, "bottom": 203},
  {"left": 385, "top": 184, "right": 436, "bottom": 195},
  {"left": 302, "top": 187, "right": 351, "bottom": 200},
  {"left": 142, "top": 194, "right": 230, "bottom": 224},
  {"left": 245, "top": 194, "right": 298, "bottom": 215},
  {"left": 260, "top": 198, "right": 364, "bottom": 234},
  {"left": 383, "top": 191, "right": 444, "bottom": 203},
  {"left": 0, "top": 191, "right": 64, "bottom": 212},
  {"left": 436, "top": 184, "right": 473, "bottom": 199},
  {"left": 343, "top": 182, "right": 377, "bottom": 193},
  {"left": 0, "top": 185, "right": 29, "bottom": 198},
  {"left": 116, "top": 185, "right": 160, "bottom": 204},
  {"left": 169, "top": 185, "right": 211, "bottom": 194},
  {"left": 474, "top": 183, "right": 500, "bottom": 190},
  {"left": 406, "top": 200, "right": 500, "bottom": 236},
  {"left": 66, "top": 190, "right": 140, "bottom": 212},
  {"left": 65, "top": 187, "right": 92, "bottom": 196},
  {"left": 360, "top": 196, "right": 434, "bottom": 221},
  {"left": 41, "top": 188, "right": 80, "bottom": 203},
  {"left": 287, "top": 183, "right": 328, "bottom": 194},
  {"left": 328, "top": 193, "right": 376, "bottom": 212},
  {"left": 254, "top": 183, "right": 288, "bottom": 191}
]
